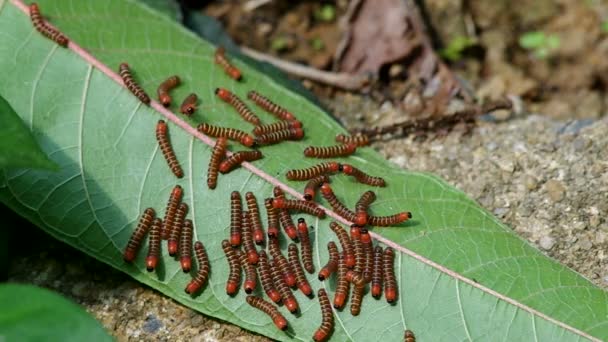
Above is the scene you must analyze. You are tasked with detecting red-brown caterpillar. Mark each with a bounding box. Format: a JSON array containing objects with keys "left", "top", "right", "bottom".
[
  {"left": 239, "top": 247, "right": 258, "bottom": 294},
  {"left": 146, "top": 218, "right": 162, "bottom": 272},
  {"left": 241, "top": 211, "right": 259, "bottom": 265},
  {"left": 179, "top": 219, "right": 193, "bottom": 273},
  {"left": 368, "top": 212, "right": 412, "bottom": 226},
  {"left": 197, "top": 123, "right": 255, "bottom": 147},
  {"left": 371, "top": 246, "right": 384, "bottom": 298},
  {"left": 304, "top": 144, "right": 357, "bottom": 158},
  {"left": 168, "top": 202, "right": 188, "bottom": 256},
  {"left": 215, "top": 88, "right": 261, "bottom": 125},
  {"left": 304, "top": 175, "right": 329, "bottom": 201},
  {"left": 185, "top": 240, "right": 210, "bottom": 295},
  {"left": 245, "top": 192, "right": 265, "bottom": 245},
  {"left": 350, "top": 284, "right": 364, "bottom": 316},
  {"left": 272, "top": 197, "right": 326, "bottom": 218},
  {"left": 383, "top": 247, "right": 397, "bottom": 303},
  {"left": 335, "top": 133, "right": 370, "bottom": 147},
  {"left": 254, "top": 128, "right": 304, "bottom": 146},
  {"left": 29, "top": 3, "right": 68, "bottom": 47},
  {"left": 247, "top": 90, "right": 296, "bottom": 121},
  {"left": 341, "top": 163, "right": 386, "bottom": 187},
  {"left": 258, "top": 250, "right": 281, "bottom": 304},
  {"left": 329, "top": 222, "right": 356, "bottom": 268},
  {"left": 156, "top": 120, "right": 184, "bottom": 178},
  {"left": 355, "top": 190, "right": 376, "bottom": 226},
  {"left": 162, "top": 185, "right": 183, "bottom": 240},
  {"left": 221, "top": 239, "right": 241, "bottom": 295},
  {"left": 215, "top": 46, "right": 242, "bottom": 80},
  {"left": 333, "top": 252, "right": 350, "bottom": 309},
  {"left": 320, "top": 183, "right": 358, "bottom": 224},
  {"left": 180, "top": 93, "right": 198, "bottom": 116},
  {"left": 269, "top": 257, "right": 299, "bottom": 313},
  {"left": 264, "top": 198, "right": 279, "bottom": 238},
  {"left": 288, "top": 243, "right": 312, "bottom": 297},
  {"left": 123, "top": 208, "right": 155, "bottom": 262},
  {"left": 246, "top": 296, "right": 288, "bottom": 331},
  {"left": 318, "top": 241, "right": 339, "bottom": 281},
  {"left": 352, "top": 229, "right": 364, "bottom": 275},
  {"left": 297, "top": 218, "right": 314, "bottom": 274},
  {"left": 313, "top": 288, "right": 334, "bottom": 342},
  {"left": 118, "top": 63, "right": 150, "bottom": 105},
  {"left": 273, "top": 187, "right": 297, "bottom": 240},
  {"left": 268, "top": 237, "right": 296, "bottom": 288},
  {"left": 286, "top": 162, "right": 341, "bottom": 181},
  {"left": 253, "top": 120, "right": 302, "bottom": 136},
  {"left": 404, "top": 329, "right": 416, "bottom": 342},
  {"left": 219, "top": 151, "right": 263, "bottom": 174},
  {"left": 230, "top": 191, "right": 242, "bottom": 247},
  {"left": 207, "top": 137, "right": 227, "bottom": 189},
  {"left": 361, "top": 230, "right": 374, "bottom": 282},
  {"left": 157, "top": 75, "right": 180, "bottom": 107}
]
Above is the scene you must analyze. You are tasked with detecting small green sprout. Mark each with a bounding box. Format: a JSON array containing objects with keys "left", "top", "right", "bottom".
[
  {"left": 439, "top": 36, "right": 476, "bottom": 61},
  {"left": 270, "top": 36, "right": 290, "bottom": 52},
  {"left": 310, "top": 37, "right": 325, "bottom": 51},
  {"left": 314, "top": 4, "right": 336, "bottom": 22},
  {"left": 519, "top": 31, "right": 560, "bottom": 59}
]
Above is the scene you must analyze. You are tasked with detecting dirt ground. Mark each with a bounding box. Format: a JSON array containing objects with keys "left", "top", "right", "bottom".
[{"left": 6, "top": 0, "right": 608, "bottom": 341}]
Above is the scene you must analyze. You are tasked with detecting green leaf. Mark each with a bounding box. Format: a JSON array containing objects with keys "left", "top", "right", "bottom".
[
  {"left": 0, "top": 283, "right": 113, "bottom": 341},
  {"left": 0, "top": 94, "right": 58, "bottom": 171},
  {"left": 519, "top": 31, "right": 547, "bottom": 49},
  {"left": 0, "top": 1, "right": 606, "bottom": 341}
]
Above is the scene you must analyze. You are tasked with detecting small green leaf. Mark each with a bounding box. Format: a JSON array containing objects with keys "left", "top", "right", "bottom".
[
  {"left": 440, "top": 36, "right": 475, "bottom": 61},
  {"left": 270, "top": 36, "right": 290, "bottom": 52},
  {"left": 0, "top": 284, "right": 113, "bottom": 341},
  {"left": 310, "top": 37, "right": 325, "bottom": 51},
  {"left": 0, "top": 95, "right": 58, "bottom": 171},
  {"left": 519, "top": 31, "right": 547, "bottom": 49},
  {"left": 314, "top": 4, "right": 336, "bottom": 22}
]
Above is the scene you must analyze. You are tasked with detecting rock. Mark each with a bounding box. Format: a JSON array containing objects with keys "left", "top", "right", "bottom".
[
  {"left": 523, "top": 174, "right": 539, "bottom": 190},
  {"left": 544, "top": 179, "right": 566, "bottom": 202},
  {"left": 142, "top": 315, "right": 163, "bottom": 334},
  {"left": 539, "top": 236, "right": 555, "bottom": 250}
]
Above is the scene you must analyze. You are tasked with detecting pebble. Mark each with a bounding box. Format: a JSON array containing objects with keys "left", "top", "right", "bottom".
[
  {"left": 143, "top": 315, "right": 163, "bottom": 334},
  {"left": 523, "top": 175, "right": 539, "bottom": 190},
  {"left": 539, "top": 236, "right": 555, "bottom": 250},
  {"left": 544, "top": 179, "right": 566, "bottom": 202}
]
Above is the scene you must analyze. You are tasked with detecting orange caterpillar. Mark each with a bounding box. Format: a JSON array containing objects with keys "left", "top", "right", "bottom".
[
  {"left": 157, "top": 75, "right": 180, "bottom": 107},
  {"left": 329, "top": 222, "right": 356, "bottom": 268},
  {"left": 355, "top": 190, "right": 376, "bottom": 226},
  {"left": 241, "top": 211, "right": 259, "bottom": 265},
  {"left": 118, "top": 63, "right": 150, "bottom": 105},
  {"left": 286, "top": 162, "right": 341, "bottom": 181},
  {"left": 320, "top": 183, "right": 359, "bottom": 225},
  {"left": 215, "top": 88, "right": 261, "bottom": 125},
  {"left": 215, "top": 46, "right": 242, "bottom": 80},
  {"left": 156, "top": 120, "right": 183, "bottom": 178},
  {"left": 304, "top": 144, "right": 357, "bottom": 158},
  {"left": 341, "top": 163, "right": 386, "bottom": 187},
  {"left": 146, "top": 218, "right": 162, "bottom": 272},
  {"left": 288, "top": 243, "right": 312, "bottom": 297},
  {"left": 239, "top": 248, "right": 258, "bottom": 294},
  {"left": 245, "top": 192, "right": 265, "bottom": 245},
  {"left": 313, "top": 289, "right": 334, "bottom": 342},
  {"left": 335, "top": 133, "right": 369, "bottom": 147},
  {"left": 123, "top": 208, "right": 155, "bottom": 262},
  {"left": 230, "top": 191, "right": 242, "bottom": 247},
  {"left": 268, "top": 257, "right": 299, "bottom": 313},
  {"left": 29, "top": 3, "right": 68, "bottom": 47},
  {"left": 247, "top": 91, "right": 296, "bottom": 121},
  {"left": 221, "top": 239, "right": 241, "bottom": 295},
  {"left": 304, "top": 175, "right": 329, "bottom": 201},
  {"left": 272, "top": 197, "right": 325, "bottom": 218},
  {"left": 246, "top": 296, "right": 288, "bottom": 331},
  {"left": 253, "top": 120, "right": 301, "bottom": 136},
  {"left": 184, "top": 240, "right": 210, "bottom": 295},
  {"left": 318, "top": 241, "right": 339, "bottom": 281},
  {"left": 207, "top": 137, "right": 227, "bottom": 189},
  {"left": 197, "top": 123, "right": 255, "bottom": 147},
  {"left": 383, "top": 247, "right": 397, "bottom": 303},
  {"left": 162, "top": 185, "right": 183, "bottom": 240},
  {"left": 219, "top": 151, "right": 263, "bottom": 174},
  {"left": 168, "top": 202, "right": 188, "bottom": 256},
  {"left": 368, "top": 212, "right": 412, "bottom": 226},
  {"left": 180, "top": 93, "right": 198, "bottom": 116},
  {"left": 179, "top": 219, "right": 193, "bottom": 273},
  {"left": 273, "top": 187, "right": 297, "bottom": 240},
  {"left": 264, "top": 198, "right": 279, "bottom": 238},
  {"left": 258, "top": 250, "right": 281, "bottom": 304},
  {"left": 255, "top": 128, "right": 304, "bottom": 146},
  {"left": 371, "top": 246, "right": 384, "bottom": 298},
  {"left": 297, "top": 218, "right": 314, "bottom": 274}
]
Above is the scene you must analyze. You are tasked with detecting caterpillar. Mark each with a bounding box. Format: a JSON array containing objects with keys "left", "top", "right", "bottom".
[
  {"left": 371, "top": 246, "right": 384, "bottom": 299},
  {"left": 318, "top": 241, "right": 339, "bottom": 281},
  {"left": 313, "top": 288, "right": 334, "bottom": 342},
  {"left": 146, "top": 218, "right": 162, "bottom": 272},
  {"left": 258, "top": 250, "right": 281, "bottom": 304},
  {"left": 254, "top": 128, "right": 304, "bottom": 146},
  {"left": 320, "top": 183, "right": 358, "bottom": 224},
  {"left": 241, "top": 211, "right": 259, "bottom": 265},
  {"left": 346, "top": 270, "right": 366, "bottom": 290},
  {"left": 253, "top": 120, "right": 302, "bottom": 136},
  {"left": 118, "top": 63, "right": 150, "bottom": 105},
  {"left": 180, "top": 93, "right": 198, "bottom": 116},
  {"left": 288, "top": 243, "right": 312, "bottom": 297},
  {"left": 230, "top": 191, "right": 242, "bottom": 247},
  {"left": 184, "top": 240, "right": 210, "bottom": 295},
  {"left": 245, "top": 192, "right": 265, "bottom": 245},
  {"left": 179, "top": 219, "right": 193, "bottom": 273},
  {"left": 273, "top": 187, "right": 297, "bottom": 240},
  {"left": 404, "top": 329, "right": 416, "bottom": 342},
  {"left": 350, "top": 224, "right": 361, "bottom": 241},
  {"left": 168, "top": 202, "right": 188, "bottom": 256},
  {"left": 355, "top": 190, "right": 376, "bottom": 226},
  {"left": 162, "top": 185, "right": 183, "bottom": 240},
  {"left": 219, "top": 151, "right": 263, "bottom": 174},
  {"left": 296, "top": 218, "right": 314, "bottom": 273},
  {"left": 264, "top": 198, "right": 279, "bottom": 238},
  {"left": 207, "top": 137, "right": 227, "bottom": 189},
  {"left": 268, "top": 257, "right": 299, "bottom": 313},
  {"left": 352, "top": 230, "right": 364, "bottom": 275},
  {"left": 333, "top": 251, "right": 350, "bottom": 309},
  {"left": 157, "top": 75, "right": 180, "bottom": 107},
  {"left": 272, "top": 197, "right": 326, "bottom": 218},
  {"left": 341, "top": 163, "right": 386, "bottom": 187},
  {"left": 361, "top": 230, "right": 374, "bottom": 282},
  {"left": 247, "top": 90, "right": 296, "bottom": 121},
  {"left": 304, "top": 144, "right": 357, "bottom": 158},
  {"left": 221, "top": 239, "right": 241, "bottom": 295},
  {"left": 303, "top": 175, "right": 329, "bottom": 201},
  {"left": 329, "top": 222, "right": 356, "bottom": 268},
  {"left": 335, "top": 133, "right": 370, "bottom": 147},
  {"left": 383, "top": 247, "right": 397, "bottom": 303},
  {"left": 215, "top": 88, "right": 261, "bottom": 125},
  {"left": 29, "top": 3, "right": 68, "bottom": 47},
  {"left": 215, "top": 46, "right": 242, "bottom": 81},
  {"left": 197, "top": 123, "right": 255, "bottom": 147},
  {"left": 286, "top": 162, "right": 341, "bottom": 181},
  {"left": 239, "top": 247, "right": 258, "bottom": 294},
  {"left": 123, "top": 208, "right": 155, "bottom": 262},
  {"left": 246, "top": 296, "right": 288, "bottom": 331},
  {"left": 268, "top": 237, "right": 296, "bottom": 288},
  {"left": 368, "top": 212, "right": 412, "bottom": 226},
  {"left": 156, "top": 120, "right": 184, "bottom": 178},
  {"left": 350, "top": 285, "right": 364, "bottom": 316}
]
